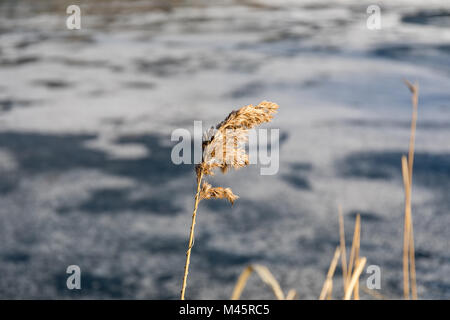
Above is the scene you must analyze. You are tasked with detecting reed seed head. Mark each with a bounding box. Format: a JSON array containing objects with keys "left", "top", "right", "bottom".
[
  {"left": 198, "top": 100, "right": 279, "bottom": 177},
  {"left": 200, "top": 181, "right": 239, "bottom": 205}
]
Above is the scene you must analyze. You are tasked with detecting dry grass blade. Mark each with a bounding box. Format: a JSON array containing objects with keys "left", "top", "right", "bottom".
[
  {"left": 327, "top": 281, "right": 334, "bottom": 300},
  {"left": 355, "top": 228, "right": 361, "bottom": 299},
  {"left": 402, "top": 79, "right": 418, "bottom": 300},
  {"left": 180, "top": 171, "right": 204, "bottom": 300},
  {"left": 319, "top": 246, "right": 341, "bottom": 300},
  {"left": 402, "top": 155, "right": 417, "bottom": 300},
  {"left": 231, "top": 264, "right": 285, "bottom": 300},
  {"left": 231, "top": 265, "right": 253, "bottom": 300},
  {"left": 338, "top": 206, "right": 348, "bottom": 293},
  {"left": 401, "top": 156, "right": 411, "bottom": 300},
  {"left": 286, "top": 289, "right": 298, "bottom": 300},
  {"left": 404, "top": 79, "right": 418, "bottom": 184},
  {"left": 344, "top": 257, "right": 367, "bottom": 300},
  {"left": 347, "top": 214, "right": 361, "bottom": 299},
  {"left": 409, "top": 214, "right": 417, "bottom": 300}
]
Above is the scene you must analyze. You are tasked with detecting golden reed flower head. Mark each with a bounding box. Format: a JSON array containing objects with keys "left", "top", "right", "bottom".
[
  {"left": 197, "top": 100, "right": 279, "bottom": 177},
  {"left": 195, "top": 100, "right": 279, "bottom": 203}
]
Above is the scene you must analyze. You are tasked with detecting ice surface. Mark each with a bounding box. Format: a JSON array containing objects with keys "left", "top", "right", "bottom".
[{"left": 0, "top": 0, "right": 449, "bottom": 299}]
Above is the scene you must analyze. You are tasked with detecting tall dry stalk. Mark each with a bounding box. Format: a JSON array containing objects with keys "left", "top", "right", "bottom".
[
  {"left": 347, "top": 214, "right": 361, "bottom": 299},
  {"left": 337, "top": 211, "right": 363, "bottom": 300},
  {"left": 401, "top": 156, "right": 411, "bottom": 299},
  {"left": 180, "top": 101, "right": 279, "bottom": 300},
  {"left": 180, "top": 171, "right": 204, "bottom": 301},
  {"left": 338, "top": 206, "right": 348, "bottom": 292},
  {"left": 319, "top": 246, "right": 341, "bottom": 300},
  {"left": 231, "top": 264, "right": 291, "bottom": 300},
  {"left": 344, "top": 257, "right": 367, "bottom": 300},
  {"left": 402, "top": 80, "right": 418, "bottom": 300}
]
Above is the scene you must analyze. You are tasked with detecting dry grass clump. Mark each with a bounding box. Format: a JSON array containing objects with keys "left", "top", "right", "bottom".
[
  {"left": 180, "top": 101, "right": 279, "bottom": 300},
  {"left": 229, "top": 80, "right": 421, "bottom": 300},
  {"left": 402, "top": 80, "right": 419, "bottom": 300},
  {"left": 321, "top": 212, "right": 364, "bottom": 300}
]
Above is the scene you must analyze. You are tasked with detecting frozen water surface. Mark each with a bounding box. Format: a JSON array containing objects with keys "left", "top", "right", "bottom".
[{"left": 0, "top": 0, "right": 449, "bottom": 299}]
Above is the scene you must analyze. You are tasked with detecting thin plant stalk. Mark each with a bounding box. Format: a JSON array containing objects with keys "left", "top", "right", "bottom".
[
  {"left": 319, "top": 246, "right": 341, "bottom": 300},
  {"left": 286, "top": 289, "right": 298, "bottom": 300},
  {"left": 409, "top": 218, "right": 417, "bottom": 299},
  {"left": 338, "top": 206, "right": 348, "bottom": 292},
  {"left": 347, "top": 214, "right": 360, "bottom": 281},
  {"left": 403, "top": 80, "right": 419, "bottom": 300},
  {"left": 354, "top": 215, "right": 361, "bottom": 299},
  {"left": 348, "top": 214, "right": 361, "bottom": 299},
  {"left": 405, "top": 80, "right": 418, "bottom": 183},
  {"left": 344, "top": 257, "right": 367, "bottom": 300},
  {"left": 180, "top": 171, "right": 204, "bottom": 300},
  {"left": 401, "top": 156, "right": 411, "bottom": 300}
]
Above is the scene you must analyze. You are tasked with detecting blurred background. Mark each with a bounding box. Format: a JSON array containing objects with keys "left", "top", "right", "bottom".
[{"left": 0, "top": 0, "right": 449, "bottom": 299}]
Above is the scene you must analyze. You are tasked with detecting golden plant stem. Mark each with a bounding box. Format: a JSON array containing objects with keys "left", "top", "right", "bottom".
[
  {"left": 401, "top": 156, "right": 411, "bottom": 300},
  {"left": 353, "top": 215, "right": 361, "bottom": 299},
  {"left": 403, "top": 80, "right": 419, "bottom": 300},
  {"left": 338, "top": 206, "right": 348, "bottom": 293},
  {"left": 286, "top": 289, "right": 297, "bottom": 300},
  {"left": 180, "top": 171, "right": 204, "bottom": 300},
  {"left": 344, "top": 257, "right": 366, "bottom": 300},
  {"left": 345, "top": 214, "right": 361, "bottom": 300},
  {"left": 347, "top": 214, "right": 361, "bottom": 283},
  {"left": 409, "top": 218, "right": 417, "bottom": 300},
  {"left": 327, "top": 281, "right": 333, "bottom": 300},
  {"left": 354, "top": 273, "right": 360, "bottom": 300},
  {"left": 402, "top": 158, "right": 417, "bottom": 300},
  {"left": 319, "top": 246, "right": 341, "bottom": 300},
  {"left": 231, "top": 264, "right": 286, "bottom": 300},
  {"left": 407, "top": 81, "right": 419, "bottom": 300}
]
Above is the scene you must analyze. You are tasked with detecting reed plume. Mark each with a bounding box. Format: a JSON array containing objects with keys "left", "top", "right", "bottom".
[{"left": 180, "top": 101, "right": 279, "bottom": 300}]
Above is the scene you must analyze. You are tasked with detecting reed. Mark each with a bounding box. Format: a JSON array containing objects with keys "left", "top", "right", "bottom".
[
  {"left": 338, "top": 206, "right": 348, "bottom": 292},
  {"left": 180, "top": 101, "right": 279, "bottom": 300},
  {"left": 344, "top": 257, "right": 366, "bottom": 300},
  {"left": 402, "top": 80, "right": 419, "bottom": 300},
  {"left": 338, "top": 212, "right": 364, "bottom": 300},
  {"left": 285, "top": 289, "right": 298, "bottom": 300},
  {"left": 231, "top": 264, "right": 289, "bottom": 300},
  {"left": 221, "top": 81, "right": 422, "bottom": 301},
  {"left": 347, "top": 214, "right": 361, "bottom": 299}
]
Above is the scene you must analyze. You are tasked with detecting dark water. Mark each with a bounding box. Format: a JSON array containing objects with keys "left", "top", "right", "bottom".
[{"left": 0, "top": 0, "right": 449, "bottom": 299}]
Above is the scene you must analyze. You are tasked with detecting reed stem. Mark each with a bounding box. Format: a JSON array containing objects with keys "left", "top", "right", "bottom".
[{"left": 180, "top": 171, "right": 204, "bottom": 300}]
